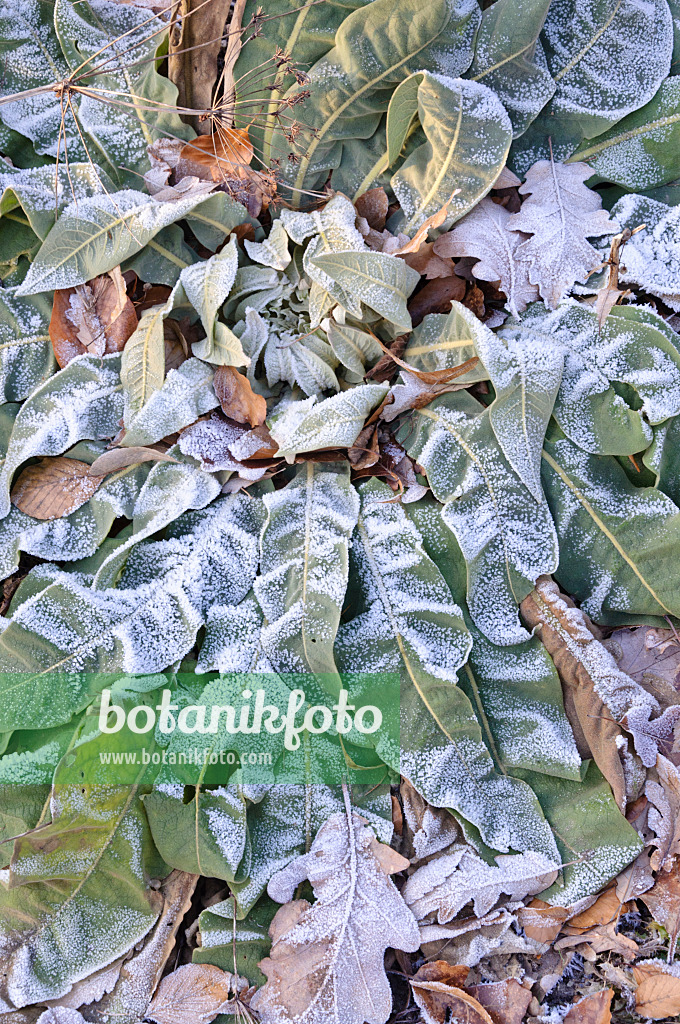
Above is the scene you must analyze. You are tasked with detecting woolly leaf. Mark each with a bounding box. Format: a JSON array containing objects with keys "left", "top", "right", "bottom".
[
  {"left": 609, "top": 193, "right": 680, "bottom": 311},
  {"left": 0, "top": 287, "right": 55, "bottom": 402},
  {"left": 269, "top": 384, "right": 389, "bottom": 461},
  {"left": 121, "top": 358, "right": 219, "bottom": 448},
  {"left": 311, "top": 250, "right": 420, "bottom": 329}
]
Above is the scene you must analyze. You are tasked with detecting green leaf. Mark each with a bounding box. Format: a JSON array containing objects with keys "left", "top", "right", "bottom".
[
  {"left": 475, "top": 326, "right": 563, "bottom": 501},
  {"left": 518, "top": 762, "right": 643, "bottom": 905},
  {"left": 17, "top": 189, "right": 227, "bottom": 295},
  {"left": 326, "top": 321, "right": 383, "bottom": 376},
  {"left": 0, "top": 163, "right": 117, "bottom": 242},
  {"left": 310, "top": 251, "right": 420, "bottom": 329},
  {"left": 144, "top": 783, "right": 248, "bottom": 882},
  {"left": 194, "top": 896, "right": 278, "bottom": 986},
  {"left": 510, "top": 0, "right": 674, "bottom": 173},
  {"left": 121, "top": 302, "right": 170, "bottom": 427},
  {"left": 254, "top": 463, "right": 358, "bottom": 682},
  {"left": 185, "top": 193, "right": 251, "bottom": 252},
  {"left": 0, "top": 778, "right": 165, "bottom": 1006},
  {"left": 542, "top": 431, "right": 680, "bottom": 626},
  {"left": 244, "top": 221, "right": 291, "bottom": 271},
  {"left": 122, "top": 225, "right": 198, "bottom": 288},
  {"left": 183, "top": 239, "right": 246, "bottom": 366},
  {"left": 0, "top": 288, "right": 55, "bottom": 403},
  {"left": 512, "top": 302, "right": 680, "bottom": 453},
  {"left": 390, "top": 73, "right": 512, "bottom": 233},
  {"left": 572, "top": 78, "right": 680, "bottom": 189},
  {"left": 402, "top": 304, "right": 489, "bottom": 381},
  {"left": 643, "top": 414, "right": 680, "bottom": 505},
  {"left": 0, "top": 353, "right": 124, "bottom": 519},
  {"left": 408, "top": 497, "right": 582, "bottom": 782},
  {"left": 268, "top": 383, "right": 389, "bottom": 461},
  {"left": 0, "top": 494, "right": 262, "bottom": 729},
  {"left": 399, "top": 391, "right": 558, "bottom": 645},
  {"left": 335, "top": 479, "right": 559, "bottom": 860},
  {"left": 274, "top": 0, "right": 481, "bottom": 196},
  {"left": 121, "top": 358, "right": 219, "bottom": 448},
  {"left": 385, "top": 74, "right": 422, "bottom": 168},
  {"left": 466, "top": 0, "right": 554, "bottom": 137}
]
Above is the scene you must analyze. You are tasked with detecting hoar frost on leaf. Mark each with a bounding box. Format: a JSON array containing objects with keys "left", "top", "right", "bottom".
[
  {"left": 251, "top": 802, "right": 420, "bottom": 1024},
  {"left": 610, "top": 193, "right": 680, "bottom": 311}
]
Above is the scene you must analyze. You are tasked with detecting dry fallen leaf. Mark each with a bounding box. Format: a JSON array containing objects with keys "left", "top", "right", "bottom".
[
  {"left": 407, "top": 274, "right": 466, "bottom": 326},
  {"left": 517, "top": 899, "right": 569, "bottom": 944},
  {"left": 593, "top": 227, "right": 639, "bottom": 327},
  {"left": 633, "top": 962, "right": 680, "bottom": 1019},
  {"left": 606, "top": 625, "right": 680, "bottom": 711},
  {"left": 641, "top": 868, "right": 680, "bottom": 961},
  {"left": 251, "top": 798, "right": 420, "bottom": 1024},
  {"left": 213, "top": 365, "right": 267, "bottom": 427},
  {"left": 89, "top": 447, "right": 178, "bottom": 476},
  {"left": 50, "top": 267, "right": 137, "bottom": 367},
  {"left": 465, "top": 978, "right": 532, "bottom": 1024},
  {"left": 563, "top": 988, "right": 613, "bottom": 1024},
  {"left": 647, "top": 755, "right": 680, "bottom": 872},
  {"left": 389, "top": 190, "right": 460, "bottom": 256},
  {"left": 521, "top": 577, "right": 659, "bottom": 810},
  {"left": 354, "top": 188, "right": 388, "bottom": 231},
  {"left": 147, "top": 963, "right": 251, "bottom": 1024},
  {"left": 410, "top": 962, "right": 492, "bottom": 1024},
  {"left": 175, "top": 131, "right": 276, "bottom": 217},
  {"left": 401, "top": 242, "right": 456, "bottom": 280},
  {"left": 11, "top": 457, "right": 105, "bottom": 520},
  {"left": 554, "top": 888, "right": 639, "bottom": 962}
]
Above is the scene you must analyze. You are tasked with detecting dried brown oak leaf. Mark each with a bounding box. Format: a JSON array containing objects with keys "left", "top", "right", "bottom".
[
  {"left": 407, "top": 274, "right": 466, "bottom": 326},
  {"left": 251, "top": 801, "right": 419, "bottom": 1024},
  {"left": 633, "top": 961, "right": 680, "bottom": 1019},
  {"left": 11, "top": 457, "right": 105, "bottom": 521},
  {"left": 647, "top": 754, "right": 680, "bottom": 872},
  {"left": 563, "top": 989, "right": 613, "bottom": 1024},
  {"left": 50, "top": 267, "right": 137, "bottom": 367},
  {"left": 641, "top": 869, "right": 680, "bottom": 962},
  {"left": 507, "top": 160, "right": 618, "bottom": 309},
  {"left": 410, "top": 962, "right": 493, "bottom": 1024},
  {"left": 434, "top": 197, "right": 539, "bottom": 318},
  {"left": 147, "top": 964, "right": 252, "bottom": 1024},
  {"left": 520, "top": 577, "right": 660, "bottom": 809},
  {"left": 213, "top": 365, "right": 267, "bottom": 427},
  {"left": 465, "top": 978, "right": 532, "bottom": 1024}
]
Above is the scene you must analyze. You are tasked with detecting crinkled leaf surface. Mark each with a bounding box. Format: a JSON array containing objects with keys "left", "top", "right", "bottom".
[
  {"left": 609, "top": 193, "right": 680, "bottom": 310},
  {"left": 0, "top": 288, "right": 54, "bottom": 403},
  {"left": 391, "top": 73, "right": 512, "bottom": 233},
  {"left": 268, "top": 384, "right": 389, "bottom": 461},
  {"left": 399, "top": 391, "right": 558, "bottom": 645},
  {"left": 310, "top": 250, "right": 420, "bottom": 329}
]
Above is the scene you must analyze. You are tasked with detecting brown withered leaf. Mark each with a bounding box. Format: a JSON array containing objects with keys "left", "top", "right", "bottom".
[
  {"left": 167, "top": 0, "right": 232, "bottom": 134},
  {"left": 11, "top": 457, "right": 104, "bottom": 521},
  {"left": 493, "top": 165, "right": 522, "bottom": 189},
  {"left": 517, "top": 899, "right": 569, "bottom": 944},
  {"left": 164, "top": 319, "right": 189, "bottom": 373},
  {"left": 381, "top": 369, "right": 472, "bottom": 422},
  {"left": 641, "top": 869, "right": 680, "bottom": 961},
  {"left": 410, "top": 962, "right": 492, "bottom": 1024},
  {"left": 348, "top": 421, "right": 380, "bottom": 469},
  {"left": 463, "top": 281, "right": 486, "bottom": 319},
  {"left": 147, "top": 964, "right": 251, "bottom": 1024},
  {"left": 389, "top": 191, "right": 459, "bottom": 256},
  {"left": 606, "top": 626, "right": 680, "bottom": 711},
  {"left": 633, "top": 963, "right": 680, "bottom": 1019},
  {"left": 466, "top": 979, "right": 532, "bottom": 1024},
  {"left": 554, "top": 887, "right": 638, "bottom": 962},
  {"left": 50, "top": 267, "right": 137, "bottom": 367},
  {"left": 213, "top": 365, "right": 267, "bottom": 427},
  {"left": 365, "top": 334, "right": 409, "bottom": 382},
  {"left": 175, "top": 130, "right": 276, "bottom": 217},
  {"left": 563, "top": 989, "right": 613, "bottom": 1024},
  {"left": 647, "top": 754, "right": 680, "bottom": 872},
  {"left": 354, "top": 188, "right": 388, "bottom": 230},
  {"left": 89, "top": 447, "right": 178, "bottom": 476},
  {"left": 520, "top": 577, "right": 660, "bottom": 810},
  {"left": 407, "top": 275, "right": 466, "bottom": 326},
  {"left": 402, "top": 242, "right": 456, "bottom": 280},
  {"left": 593, "top": 228, "right": 637, "bottom": 328}
]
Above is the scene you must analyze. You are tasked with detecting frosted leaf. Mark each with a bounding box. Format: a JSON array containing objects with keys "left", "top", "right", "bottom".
[
  {"left": 0, "top": 287, "right": 55, "bottom": 403},
  {"left": 179, "top": 238, "right": 246, "bottom": 366},
  {"left": 402, "top": 304, "right": 490, "bottom": 381},
  {"left": 610, "top": 194, "right": 680, "bottom": 311},
  {"left": 282, "top": 195, "right": 367, "bottom": 326},
  {"left": 399, "top": 390, "right": 558, "bottom": 645},
  {"left": 646, "top": 755, "right": 680, "bottom": 871},
  {"left": 255, "top": 463, "right": 358, "bottom": 678},
  {"left": 244, "top": 221, "right": 291, "bottom": 271},
  {"left": 0, "top": 163, "right": 115, "bottom": 241},
  {"left": 507, "top": 161, "right": 618, "bottom": 308},
  {"left": 310, "top": 250, "right": 420, "bottom": 330},
  {"left": 0, "top": 782, "right": 163, "bottom": 1007},
  {"left": 474, "top": 326, "right": 563, "bottom": 500},
  {"left": 542, "top": 432, "right": 680, "bottom": 626},
  {"left": 229, "top": 785, "right": 393, "bottom": 919},
  {"left": 90, "top": 456, "right": 222, "bottom": 589},
  {"left": 251, "top": 804, "right": 420, "bottom": 1024},
  {"left": 197, "top": 591, "right": 269, "bottom": 674},
  {"left": 268, "top": 383, "right": 388, "bottom": 461},
  {"left": 466, "top": 0, "right": 555, "bottom": 137},
  {"left": 263, "top": 328, "right": 340, "bottom": 397},
  {"left": 403, "top": 847, "right": 558, "bottom": 924},
  {"left": 234, "top": 309, "right": 270, "bottom": 394},
  {"left": 121, "top": 358, "right": 219, "bottom": 448},
  {"left": 335, "top": 479, "right": 558, "bottom": 860},
  {"left": 325, "top": 321, "right": 383, "bottom": 375},
  {"left": 17, "top": 189, "right": 224, "bottom": 295},
  {"left": 0, "top": 493, "right": 263, "bottom": 729},
  {"left": 144, "top": 783, "right": 248, "bottom": 882},
  {"left": 507, "top": 302, "right": 680, "bottom": 455},
  {"left": 401, "top": 780, "right": 460, "bottom": 862},
  {"left": 0, "top": 458, "right": 150, "bottom": 581},
  {"left": 0, "top": 353, "right": 124, "bottom": 519},
  {"left": 434, "top": 199, "right": 539, "bottom": 317}
]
